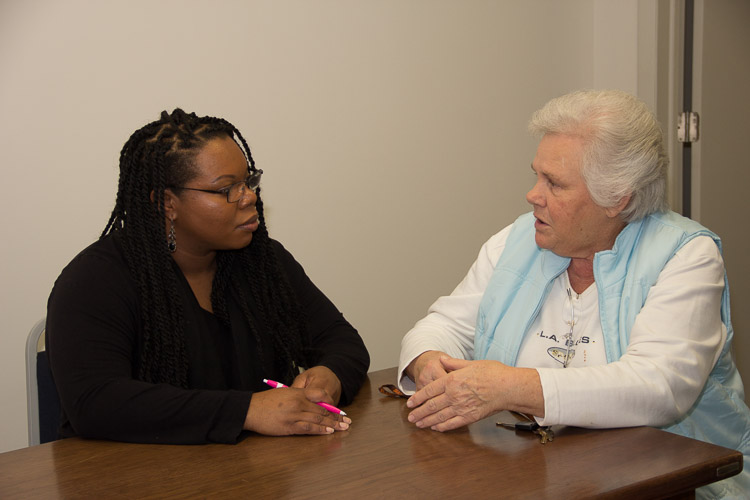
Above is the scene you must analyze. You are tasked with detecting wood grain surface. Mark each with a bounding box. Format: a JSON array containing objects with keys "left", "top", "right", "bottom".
[{"left": 0, "top": 368, "right": 742, "bottom": 499}]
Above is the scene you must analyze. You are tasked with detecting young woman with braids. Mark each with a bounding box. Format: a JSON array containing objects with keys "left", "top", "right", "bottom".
[{"left": 46, "top": 109, "right": 369, "bottom": 443}]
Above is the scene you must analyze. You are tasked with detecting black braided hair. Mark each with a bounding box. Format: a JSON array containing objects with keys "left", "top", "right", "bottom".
[{"left": 102, "top": 108, "right": 308, "bottom": 387}]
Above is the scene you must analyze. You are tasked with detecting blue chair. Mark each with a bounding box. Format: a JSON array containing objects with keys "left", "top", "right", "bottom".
[{"left": 25, "top": 317, "right": 60, "bottom": 445}]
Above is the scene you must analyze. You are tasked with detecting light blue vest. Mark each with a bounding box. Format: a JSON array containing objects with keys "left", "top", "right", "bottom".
[{"left": 476, "top": 211, "right": 749, "bottom": 498}]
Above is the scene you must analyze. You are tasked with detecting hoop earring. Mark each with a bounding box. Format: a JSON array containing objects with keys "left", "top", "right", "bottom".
[{"left": 167, "top": 218, "right": 177, "bottom": 253}]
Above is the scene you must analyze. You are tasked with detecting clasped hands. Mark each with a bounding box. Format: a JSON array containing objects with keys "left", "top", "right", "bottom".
[
  {"left": 405, "top": 351, "right": 544, "bottom": 432},
  {"left": 245, "top": 365, "right": 351, "bottom": 436}
]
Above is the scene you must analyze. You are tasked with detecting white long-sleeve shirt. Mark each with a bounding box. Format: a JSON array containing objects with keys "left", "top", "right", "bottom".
[{"left": 398, "top": 224, "right": 727, "bottom": 428}]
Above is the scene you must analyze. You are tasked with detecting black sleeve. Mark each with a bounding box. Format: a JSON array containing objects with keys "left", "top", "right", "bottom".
[
  {"left": 273, "top": 240, "right": 370, "bottom": 406},
  {"left": 46, "top": 240, "right": 251, "bottom": 444}
]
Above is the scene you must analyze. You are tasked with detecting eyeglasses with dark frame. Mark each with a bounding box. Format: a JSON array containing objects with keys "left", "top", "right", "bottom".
[{"left": 170, "top": 169, "right": 263, "bottom": 203}]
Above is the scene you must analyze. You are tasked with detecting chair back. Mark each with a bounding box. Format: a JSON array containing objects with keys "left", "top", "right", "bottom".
[{"left": 25, "top": 317, "right": 61, "bottom": 445}]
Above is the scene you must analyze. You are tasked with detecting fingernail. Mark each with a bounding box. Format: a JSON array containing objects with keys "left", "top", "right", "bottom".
[
  {"left": 326, "top": 427, "right": 334, "bottom": 434},
  {"left": 343, "top": 416, "right": 352, "bottom": 424},
  {"left": 406, "top": 399, "right": 414, "bottom": 408},
  {"left": 338, "top": 422, "right": 350, "bottom": 430},
  {"left": 407, "top": 413, "right": 415, "bottom": 423}
]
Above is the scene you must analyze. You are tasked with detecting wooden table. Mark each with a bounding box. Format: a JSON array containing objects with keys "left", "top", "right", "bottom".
[{"left": 0, "top": 368, "right": 742, "bottom": 499}]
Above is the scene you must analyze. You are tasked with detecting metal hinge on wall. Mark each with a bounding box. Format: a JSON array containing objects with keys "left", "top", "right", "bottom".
[{"left": 677, "top": 111, "right": 700, "bottom": 143}]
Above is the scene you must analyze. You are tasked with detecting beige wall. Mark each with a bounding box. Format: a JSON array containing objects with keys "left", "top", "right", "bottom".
[
  {"left": 692, "top": 0, "right": 750, "bottom": 398},
  {"left": 1, "top": 0, "right": 663, "bottom": 452}
]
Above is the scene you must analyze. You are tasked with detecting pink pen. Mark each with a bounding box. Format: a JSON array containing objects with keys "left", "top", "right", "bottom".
[{"left": 263, "top": 378, "right": 347, "bottom": 416}]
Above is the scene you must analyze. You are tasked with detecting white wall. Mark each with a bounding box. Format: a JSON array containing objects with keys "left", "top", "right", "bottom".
[{"left": 0, "top": 0, "right": 654, "bottom": 453}]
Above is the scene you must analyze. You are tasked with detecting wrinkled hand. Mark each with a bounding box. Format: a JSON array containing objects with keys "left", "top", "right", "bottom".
[
  {"left": 245, "top": 384, "right": 350, "bottom": 436},
  {"left": 406, "top": 356, "right": 543, "bottom": 432},
  {"left": 406, "top": 350, "right": 450, "bottom": 391},
  {"left": 292, "top": 365, "right": 342, "bottom": 405}
]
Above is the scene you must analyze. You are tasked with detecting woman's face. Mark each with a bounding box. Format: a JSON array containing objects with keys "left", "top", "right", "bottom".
[
  {"left": 525, "top": 133, "right": 623, "bottom": 259},
  {"left": 167, "top": 135, "right": 259, "bottom": 256}
]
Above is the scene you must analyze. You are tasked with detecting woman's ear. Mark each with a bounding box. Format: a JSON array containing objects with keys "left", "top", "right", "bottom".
[
  {"left": 605, "top": 194, "right": 632, "bottom": 219},
  {"left": 151, "top": 189, "right": 179, "bottom": 220},
  {"left": 163, "top": 189, "right": 178, "bottom": 220}
]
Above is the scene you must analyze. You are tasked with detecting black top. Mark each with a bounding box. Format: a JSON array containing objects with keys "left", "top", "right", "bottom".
[{"left": 46, "top": 234, "right": 369, "bottom": 444}]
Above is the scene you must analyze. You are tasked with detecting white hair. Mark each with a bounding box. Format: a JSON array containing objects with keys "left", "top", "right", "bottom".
[{"left": 528, "top": 89, "right": 669, "bottom": 222}]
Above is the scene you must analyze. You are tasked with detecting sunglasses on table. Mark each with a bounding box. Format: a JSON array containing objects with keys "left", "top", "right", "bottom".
[{"left": 378, "top": 383, "right": 554, "bottom": 444}]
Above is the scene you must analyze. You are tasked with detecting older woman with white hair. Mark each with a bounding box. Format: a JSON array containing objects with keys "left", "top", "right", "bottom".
[{"left": 398, "top": 89, "right": 749, "bottom": 497}]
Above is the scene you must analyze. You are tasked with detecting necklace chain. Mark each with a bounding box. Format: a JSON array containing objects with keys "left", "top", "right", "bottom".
[{"left": 563, "top": 288, "right": 578, "bottom": 368}]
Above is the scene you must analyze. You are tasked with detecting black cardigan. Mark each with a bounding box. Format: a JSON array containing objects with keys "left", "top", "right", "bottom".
[{"left": 46, "top": 234, "right": 369, "bottom": 444}]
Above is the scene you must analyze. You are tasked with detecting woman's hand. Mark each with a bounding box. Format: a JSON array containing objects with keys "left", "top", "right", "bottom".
[
  {"left": 406, "top": 356, "right": 544, "bottom": 432},
  {"left": 291, "top": 365, "right": 342, "bottom": 405},
  {"left": 406, "top": 350, "right": 450, "bottom": 391},
  {"left": 244, "top": 383, "right": 350, "bottom": 436}
]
